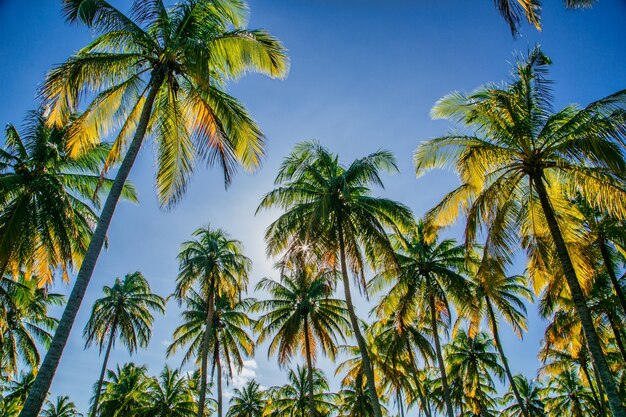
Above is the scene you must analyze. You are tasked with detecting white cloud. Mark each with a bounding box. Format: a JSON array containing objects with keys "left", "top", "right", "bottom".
[{"left": 230, "top": 359, "right": 258, "bottom": 389}]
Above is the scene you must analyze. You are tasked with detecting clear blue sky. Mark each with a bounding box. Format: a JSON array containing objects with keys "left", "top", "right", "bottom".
[{"left": 1, "top": 0, "right": 625, "bottom": 413}]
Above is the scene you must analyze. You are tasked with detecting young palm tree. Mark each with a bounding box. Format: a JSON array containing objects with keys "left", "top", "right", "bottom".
[
  {"left": 414, "top": 46, "right": 626, "bottom": 417},
  {"left": 370, "top": 221, "right": 469, "bottom": 417},
  {"left": 258, "top": 141, "right": 414, "bottom": 417},
  {"left": 84, "top": 271, "right": 165, "bottom": 417},
  {"left": 96, "top": 363, "right": 151, "bottom": 417},
  {"left": 226, "top": 380, "right": 265, "bottom": 417},
  {"left": 172, "top": 226, "right": 251, "bottom": 417},
  {"left": 23, "top": 1, "right": 287, "bottom": 413},
  {"left": 501, "top": 375, "right": 546, "bottom": 417},
  {"left": 541, "top": 369, "right": 596, "bottom": 417},
  {"left": 41, "top": 396, "right": 83, "bottom": 417},
  {"left": 168, "top": 292, "right": 254, "bottom": 417},
  {"left": 0, "top": 110, "right": 136, "bottom": 285},
  {"left": 144, "top": 366, "right": 196, "bottom": 417},
  {"left": 253, "top": 254, "right": 350, "bottom": 417},
  {"left": 445, "top": 329, "right": 504, "bottom": 416},
  {"left": 463, "top": 255, "right": 533, "bottom": 417},
  {"left": 0, "top": 275, "right": 64, "bottom": 377},
  {"left": 265, "top": 366, "right": 336, "bottom": 417}
]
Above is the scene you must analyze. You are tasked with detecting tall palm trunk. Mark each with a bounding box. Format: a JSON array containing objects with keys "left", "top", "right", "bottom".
[
  {"left": 533, "top": 175, "right": 626, "bottom": 417},
  {"left": 427, "top": 291, "right": 454, "bottom": 417},
  {"left": 198, "top": 291, "right": 216, "bottom": 417},
  {"left": 215, "top": 338, "right": 223, "bottom": 417},
  {"left": 407, "top": 349, "right": 432, "bottom": 417},
  {"left": 485, "top": 298, "right": 529, "bottom": 417},
  {"left": 599, "top": 239, "right": 626, "bottom": 315},
  {"left": 337, "top": 224, "right": 384, "bottom": 417},
  {"left": 89, "top": 321, "right": 117, "bottom": 417},
  {"left": 19, "top": 71, "right": 166, "bottom": 417},
  {"left": 580, "top": 357, "right": 603, "bottom": 417},
  {"left": 303, "top": 316, "right": 316, "bottom": 417}
]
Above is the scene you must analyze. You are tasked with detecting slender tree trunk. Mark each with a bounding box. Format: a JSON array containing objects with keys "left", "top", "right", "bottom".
[
  {"left": 337, "top": 224, "right": 384, "bottom": 417},
  {"left": 19, "top": 71, "right": 165, "bottom": 417},
  {"left": 592, "top": 360, "right": 609, "bottom": 417},
  {"left": 89, "top": 324, "right": 117, "bottom": 417},
  {"left": 303, "top": 316, "right": 316, "bottom": 417},
  {"left": 581, "top": 358, "right": 603, "bottom": 416},
  {"left": 607, "top": 311, "right": 626, "bottom": 362},
  {"left": 407, "top": 349, "right": 432, "bottom": 417},
  {"left": 533, "top": 175, "right": 626, "bottom": 417},
  {"left": 216, "top": 338, "right": 223, "bottom": 417},
  {"left": 198, "top": 291, "right": 216, "bottom": 417},
  {"left": 427, "top": 292, "right": 455, "bottom": 417},
  {"left": 485, "top": 298, "right": 530, "bottom": 417},
  {"left": 599, "top": 239, "right": 626, "bottom": 315}
]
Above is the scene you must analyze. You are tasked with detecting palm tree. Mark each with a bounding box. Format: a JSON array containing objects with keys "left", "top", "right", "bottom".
[
  {"left": 168, "top": 292, "right": 255, "bottom": 417},
  {"left": 0, "top": 371, "right": 35, "bottom": 417},
  {"left": 41, "top": 396, "right": 83, "bottom": 417},
  {"left": 0, "top": 274, "right": 64, "bottom": 377},
  {"left": 226, "top": 380, "right": 265, "bottom": 417},
  {"left": 494, "top": 0, "right": 594, "bottom": 35},
  {"left": 338, "top": 372, "right": 387, "bottom": 417},
  {"left": 253, "top": 254, "right": 350, "bottom": 417},
  {"left": 414, "top": 46, "right": 626, "bottom": 417},
  {"left": 84, "top": 271, "right": 165, "bottom": 417},
  {"left": 370, "top": 221, "right": 469, "bottom": 417},
  {"left": 97, "top": 363, "right": 151, "bottom": 417},
  {"left": 540, "top": 369, "right": 596, "bottom": 417},
  {"left": 463, "top": 255, "right": 533, "bottom": 417},
  {"left": 445, "top": 329, "right": 504, "bottom": 416},
  {"left": 265, "top": 366, "right": 336, "bottom": 417},
  {"left": 258, "top": 141, "right": 414, "bottom": 417},
  {"left": 171, "top": 226, "right": 251, "bottom": 417},
  {"left": 144, "top": 366, "right": 196, "bottom": 417},
  {"left": 0, "top": 110, "right": 136, "bottom": 285},
  {"left": 501, "top": 375, "right": 546, "bottom": 417},
  {"left": 22, "top": 0, "right": 287, "bottom": 413}
]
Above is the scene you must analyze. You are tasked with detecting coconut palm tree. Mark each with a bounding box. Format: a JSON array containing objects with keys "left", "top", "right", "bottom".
[
  {"left": 258, "top": 141, "right": 414, "bottom": 417},
  {"left": 168, "top": 291, "right": 254, "bottom": 417},
  {"left": 338, "top": 372, "right": 388, "bottom": 417},
  {"left": 226, "top": 380, "right": 265, "bottom": 417},
  {"left": 445, "top": 329, "right": 504, "bottom": 416},
  {"left": 0, "top": 110, "right": 136, "bottom": 286},
  {"left": 501, "top": 375, "right": 546, "bottom": 417},
  {"left": 463, "top": 255, "right": 533, "bottom": 417},
  {"left": 541, "top": 369, "right": 596, "bottom": 417},
  {"left": 0, "top": 274, "right": 64, "bottom": 377},
  {"left": 171, "top": 226, "right": 251, "bottom": 417},
  {"left": 0, "top": 371, "right": 35, "bottom": 417},
  {"left": 370, "top": 221, "right": 469, "bottom": 417},
  {"left": 22, "top": 0, "right": 287, "bottom": 413},
  {"left": 144, "top": 366, "right": 196, "bottom": 417},
  {"left": 41, "top": 396, "right": 83, "bottom": 417},
  {"left": 97, "top": 363, "right": 151, "bottom": 417},
  {"left": 265, "top": 366, "right": 336, "bottom": 417},
  {"left": 414, "top": 46, "right": 626, "bottom": 417},
  {"left": 253, "top": 254, "right": 350, "bottom": 417},
  {"left": 84, "top": 272, "right": 165, "bottom": 417}
]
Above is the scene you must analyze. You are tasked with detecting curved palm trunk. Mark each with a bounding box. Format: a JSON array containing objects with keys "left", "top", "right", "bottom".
[
  {"left": 533, "top": 175, "right": 626, "bottom": 417},
  {"left": 485, "top": 298, "right": 529, "bottom": 417},
  {"left": 337, "top": 225, "right": 384, "bottom": 417},
  {"left": 599, "top": 239, "right": 626, "bottom": 315},
  {"left": 198, "top": 292, "right": 216, "bottom": 417},
  {"left": 303, "top": 316, "right": 316, "bottom": 417},
  {"left": 89, "top": 324, "right": 117, "bottom": 417},
  {"left": 19, "top": 71, "right": 165, "bottom": 417},
  {"left": 427, "top": 292, "right": 455, "bottom": 417}
]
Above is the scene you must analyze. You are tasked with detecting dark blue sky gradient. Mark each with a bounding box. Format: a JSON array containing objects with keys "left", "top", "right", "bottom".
[{"left": 1, "top": 0, "right": 625, "bottom": 412}]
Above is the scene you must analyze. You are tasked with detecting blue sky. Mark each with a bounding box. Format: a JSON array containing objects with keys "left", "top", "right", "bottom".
[{"left": 1, "top": 0, "right": 626, "bottom": 413}]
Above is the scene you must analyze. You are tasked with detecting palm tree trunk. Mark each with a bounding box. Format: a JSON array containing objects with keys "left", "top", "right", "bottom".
[
  {"left": 592, "top": 360, "right": 609, "bottom": 417},
  {"left": 606, "top": 311, "right": 626, "bottom": 362},
  {"left": 485, "top": 298, "right": 529, "bottom": 417},
  {"left": 599, "top": 239, "right": 626, "bottom": 315},
  {"left": 407, "top": 349, "right": 432, "bottom": 417},
  {"left": 427, "top": 292, "right": 455, "bottom": 417},
  {"left": 533, "top": 175, "right": 626, "bottom": 417},
  {"left": 216, "top": 339, "right": 223, "bottom": 417},
  {"left": 198, "top": 291, "right": 216, "bottom": 417},
  {"left": 337, "top": 223, "right": 384, "bottom": 417},
  {"left": 19, "top": 71, "right": 165, "bottom": 417},
  {"left": 581, "top": 357, "right": 603, "bottom": 417},
  {"left": 303, "top": 316, "right": 316, "bottom": 417},
  {"left": 89, "top": 325, "right": 117, "bottom": 417}
]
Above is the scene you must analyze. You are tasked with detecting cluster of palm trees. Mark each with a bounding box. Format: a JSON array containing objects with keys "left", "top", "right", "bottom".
[{"left": 1, "top": 1, "right": 625, "bottom": 417}]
